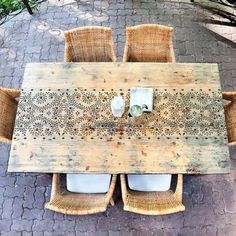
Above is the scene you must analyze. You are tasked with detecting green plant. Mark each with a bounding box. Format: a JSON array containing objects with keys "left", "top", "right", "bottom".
[
  {"left": 0, "top": 0, "right": 23, "bottom": 14},
  {"left": 0, "top": 0, "right": 37, "bottom": 16}
]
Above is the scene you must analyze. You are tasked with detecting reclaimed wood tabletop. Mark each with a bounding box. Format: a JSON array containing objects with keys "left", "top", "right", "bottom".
[{"left": 8, "top": 63, "right": 230, "bottom": 174}]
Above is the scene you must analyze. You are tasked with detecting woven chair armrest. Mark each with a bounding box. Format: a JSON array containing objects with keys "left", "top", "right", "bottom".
[
  {"left": 110, "top": 49, "right": 117, "bottom": 62},
  {"left": 173, "top": 174, "right": 183, "bottom": 201},
  {"left": 122, "top": 44, "right": 130, "bottom": 62},
  {"left": 64, "top": 47, "right": 73, "bottom": 62},
  {"left": 167, "top": 30, "right": 175, "bottom": 63},
  {"left": 222, "top": 92, "right": 236, "bottom": 101},
  {"left": 0, "top": 87, "right": 20, "bottom": 99},
  {"left": 64, "top": 31, "right": 73, "bottom": 62},
  {"left": 167, "top": 46, "right": 176, "bottom": 63},
  {"left": 120, "top": 174, "right": 128, "bottom": 203},
  {"left": 168, "top": 41, "right": 176, "bottom": 63},
  {"left": 105, "top": 174, "right": 117, "bottom": 202},
  {"left": 108, "top": 35, "right": 117, "bottom": 62},
  {"left": 51, "top": 174, "right": 62, "bottom": 199}
]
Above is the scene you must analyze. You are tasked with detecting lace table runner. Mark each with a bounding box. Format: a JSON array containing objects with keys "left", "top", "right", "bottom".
[{"left": 14, "top": 88, "right": 227, "bottom": 141}]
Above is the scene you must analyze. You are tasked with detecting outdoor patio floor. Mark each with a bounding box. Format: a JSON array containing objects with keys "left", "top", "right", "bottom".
[{"left": 0, "top": 0, "right": 236, "bottom": 235}]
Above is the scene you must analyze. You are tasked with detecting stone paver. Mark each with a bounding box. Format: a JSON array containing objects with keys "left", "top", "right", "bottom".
[{"left": 0, "top": 0, "right": 236, "bottom": 235}]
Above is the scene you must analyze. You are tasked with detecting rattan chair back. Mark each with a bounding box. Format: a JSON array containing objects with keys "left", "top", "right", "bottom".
[
  {"left": 45, "top": 174, "right": 117, "bottom": 215},
  {"left": 0, "top": 87, "right": 20, "bottom": 144},
  {"left": 120, "top": 174, "right": 185, "bottom": 215},
  {"left": 223, "top": 92, "right": 236, "bottom": 146},
  {"left": 64, "top": 26, "right": 116, "bottom": 62},
  {"left": 123, "top": 24, "right": 175, "bottom": 62}
]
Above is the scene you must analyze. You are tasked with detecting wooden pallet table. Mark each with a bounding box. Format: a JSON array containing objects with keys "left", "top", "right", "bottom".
[{"left": 8, "top": 63, "right": 230, "bottom": 174}]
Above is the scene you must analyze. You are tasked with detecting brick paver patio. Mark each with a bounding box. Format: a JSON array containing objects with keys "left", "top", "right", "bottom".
[{"left": 0, "top": 0, "right": 236, "bottom": 235}]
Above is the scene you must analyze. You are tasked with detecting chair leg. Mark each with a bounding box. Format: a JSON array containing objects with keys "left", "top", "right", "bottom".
[{"left": 109, "top": 198, "right": 115, "bottom": 206}]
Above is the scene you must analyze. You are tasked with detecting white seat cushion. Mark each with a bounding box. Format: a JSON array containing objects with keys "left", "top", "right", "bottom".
[
  {"left": 66, "top": 174, "right": 111, "bottom": 193},
  {"left": 127, "top": 174, "right": 172, "bottom": 192}
]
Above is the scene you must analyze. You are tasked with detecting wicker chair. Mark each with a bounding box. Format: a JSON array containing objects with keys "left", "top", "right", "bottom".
[
  {"left": 123, "top": 24, "right": 175, "bottom": 62},
  {"left": 64, "top": 26, "right": 116, "bottom": 62},
  {"left": 0, "top": 87, "right": 20, "bottom": 144},
  {"left": 223, "top": 92, "right": 236, "bottom": 146},
  {"left": 45, "top": 174, "right": 117, "bottom": 215},
  {"left": 120, "top": 174, "right": 185, "bottom": 215}
]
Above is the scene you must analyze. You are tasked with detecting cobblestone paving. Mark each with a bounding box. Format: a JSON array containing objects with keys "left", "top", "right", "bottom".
[{"left": 1, "top": 0, "right": 236, "bottom": 235}]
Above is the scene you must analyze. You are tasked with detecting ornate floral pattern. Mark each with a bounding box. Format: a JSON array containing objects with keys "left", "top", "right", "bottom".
[{"left": 14, "top": 88, "right": 227, "bottom": 140}]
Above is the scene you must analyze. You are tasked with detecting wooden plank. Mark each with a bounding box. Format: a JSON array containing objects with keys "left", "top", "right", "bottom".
[
  {"left": 8, "top": 63, "right": 230, "bottom": 174},
  {"left": 8, "top": 137, "right": 229, "bottom": 174},
  {"left": 22, "top": 63, "right": 221, "bottom": 89}
]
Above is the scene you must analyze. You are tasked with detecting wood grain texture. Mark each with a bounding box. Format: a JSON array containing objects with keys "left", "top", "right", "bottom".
[
  {"left": 8, "top": 63, "right": 230, "bottom": 174},
  {"left": 22, "top": 63, "right": 220, "bottom": 88},
  {"left": 8, "top": 138, "right": 229, "bottom": 174}
]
